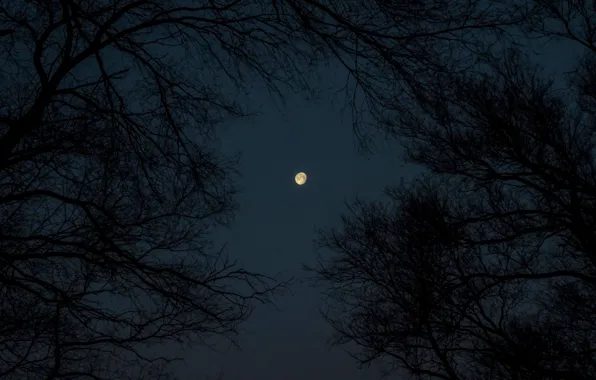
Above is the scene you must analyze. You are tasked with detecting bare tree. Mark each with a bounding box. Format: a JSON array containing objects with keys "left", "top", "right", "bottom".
[
  {"left": 0, "top": 0, "right": 318, "bottom": 379},
  {"left": 522, "top": 0, "right": 596, "bottom": 55},
  {"left": 277, "top": 0, "right": 538, "bottom": 150},
  {"left": 307, "top": 44, "right": 596, "bottom": 379},
  {"left": 277, "top": 0, "right": 596, "bottom": 152}
]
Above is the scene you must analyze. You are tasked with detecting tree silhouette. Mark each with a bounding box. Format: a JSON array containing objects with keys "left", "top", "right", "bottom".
[
  {"left": 278, "top": 0, "right": 538, "bottom": 150},
  {"left": 0, "top": 0, "right": 315, "bottom": 378},
  {"left": 308, "top": 42, "right": 596, "bottom": 380}
]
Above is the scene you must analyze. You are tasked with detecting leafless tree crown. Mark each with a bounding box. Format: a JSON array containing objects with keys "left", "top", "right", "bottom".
[
  {"left": 307, "top": 1, "right": 596, "bottom": 379},
  {"left": 0, "top": 0, "right": 318, "bottom": 378}
]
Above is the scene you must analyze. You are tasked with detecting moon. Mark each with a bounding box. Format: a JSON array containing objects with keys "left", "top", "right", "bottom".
[{"left": 295, "top": 172, "right": 307, "bottom": 185}]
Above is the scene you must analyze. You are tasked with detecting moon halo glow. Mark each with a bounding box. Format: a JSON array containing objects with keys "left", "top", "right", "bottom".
[{"left": 295, "top": 172, "right": 307, "bottom": 185}]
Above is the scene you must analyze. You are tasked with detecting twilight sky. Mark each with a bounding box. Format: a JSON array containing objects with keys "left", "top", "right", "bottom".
[{"left": 172, "top": 36, "right": 582, "bottom": 380}]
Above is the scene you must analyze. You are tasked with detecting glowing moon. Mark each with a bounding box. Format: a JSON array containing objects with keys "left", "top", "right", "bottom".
[{"left": 295, "top": 172, "right": 307, "bottom": 185}]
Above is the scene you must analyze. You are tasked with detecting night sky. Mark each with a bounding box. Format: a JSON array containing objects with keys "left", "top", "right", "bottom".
[
  {"left": 171, "top": 35, "right": 581, "bottom": 380},
  {"left": 1, "top": 3, "right": 592, "bottom": 379}
]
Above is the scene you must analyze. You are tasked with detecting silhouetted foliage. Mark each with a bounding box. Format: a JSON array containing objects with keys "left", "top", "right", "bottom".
[
  {"left": 0, "top": 0, "right": 318, "bottom": 378},
  {"left": 308, "top": 3, "right": 596, "bottom": 378}
]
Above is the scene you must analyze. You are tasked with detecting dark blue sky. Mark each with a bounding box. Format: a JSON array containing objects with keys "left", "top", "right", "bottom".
[
  {"left": 173, "top": 37, "right": 581, "bottom": 380},
  {"left": 169, "top": 63, "right": 418, "bottom": 379}
]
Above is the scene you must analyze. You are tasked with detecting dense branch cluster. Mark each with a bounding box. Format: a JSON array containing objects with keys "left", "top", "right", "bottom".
[
  {"left": 307, "top": 1, "right": 596, "bottom": 379},
  {"left": 0, "top": 0, "right": 315, "bottom": 378}
]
